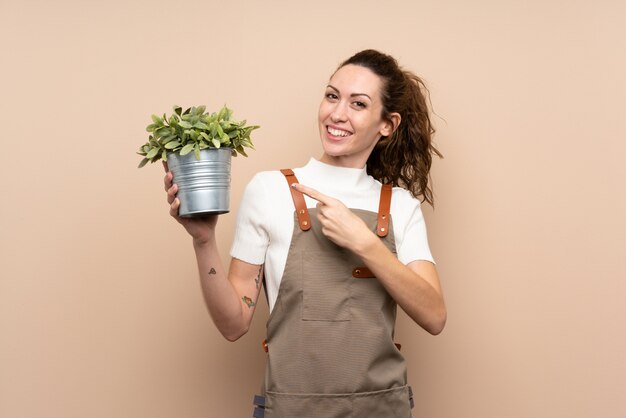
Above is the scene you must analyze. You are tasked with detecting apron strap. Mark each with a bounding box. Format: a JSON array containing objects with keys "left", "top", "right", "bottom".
[
  {"left": 352, "top": 183, "right": 393, "bottom": 276},
  {"left": 280, "top": 169, "right": 311, "bottom": 231},
  {"left": 280, "top": 169, "right": 391, "bottom": 235},
  {"left": 377, "top": 183, "right": 392, "bottom": 237}
]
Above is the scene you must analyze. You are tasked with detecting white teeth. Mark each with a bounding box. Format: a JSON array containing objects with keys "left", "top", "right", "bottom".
[{"left": 328, "top": 127, "right": 351, "bottom": 137}]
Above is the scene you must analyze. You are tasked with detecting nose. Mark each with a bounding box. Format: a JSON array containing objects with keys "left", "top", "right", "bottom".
[{"left": 330, "top": 102, "right": 347, "bottom": 123}]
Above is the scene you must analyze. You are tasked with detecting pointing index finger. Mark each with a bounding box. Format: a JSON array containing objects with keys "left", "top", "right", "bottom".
[{"left": 292, "top": 183, "right": 332, "bottom": 205}]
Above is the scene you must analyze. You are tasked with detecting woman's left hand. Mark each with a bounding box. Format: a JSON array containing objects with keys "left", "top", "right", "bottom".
[{"left": 291, "top": 183, "right": 375, "bottom": 252}]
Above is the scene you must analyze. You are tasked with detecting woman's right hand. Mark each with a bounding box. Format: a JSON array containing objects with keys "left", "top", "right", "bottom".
[{"left": 163, "top": 162, "right": 218, "bottom": 243}]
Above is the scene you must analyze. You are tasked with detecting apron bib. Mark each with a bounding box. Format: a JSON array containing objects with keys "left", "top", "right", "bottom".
[{"left": 252, "top": 169, "right": 413, "bottom": 418}]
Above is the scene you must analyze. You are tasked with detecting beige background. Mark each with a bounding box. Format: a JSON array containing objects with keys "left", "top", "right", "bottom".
[{"left": 1, "top": 0, "right": 625, "bottom": 417}]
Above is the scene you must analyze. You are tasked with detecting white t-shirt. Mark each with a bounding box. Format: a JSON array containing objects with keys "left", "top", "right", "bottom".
[{"left": 230, "top": 158, "right": 434, "bottom": 312}]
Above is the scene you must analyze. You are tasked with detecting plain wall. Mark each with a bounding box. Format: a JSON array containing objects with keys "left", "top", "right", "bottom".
[{"left": 1, "top": 1, "right": 625, "bottom": 417}]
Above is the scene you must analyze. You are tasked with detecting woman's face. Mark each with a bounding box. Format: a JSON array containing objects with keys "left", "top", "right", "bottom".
[{"left": 318, "top": 64, "right": 395, "bottom": 168}]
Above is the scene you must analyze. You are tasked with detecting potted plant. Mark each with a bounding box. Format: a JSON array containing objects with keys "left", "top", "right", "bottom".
[{"left": 138, "top": 105, "right": 259, "bottom": 216}]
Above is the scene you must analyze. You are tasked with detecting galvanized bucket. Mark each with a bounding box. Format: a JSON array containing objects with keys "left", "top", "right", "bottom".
[{"left": 167, "top": 148, "right": 232, "bottom": 217}]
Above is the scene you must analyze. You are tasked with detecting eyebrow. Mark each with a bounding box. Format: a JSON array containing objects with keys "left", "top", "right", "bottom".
[{"left": 327, "top": 84, "right": 372, "bottom": 100}]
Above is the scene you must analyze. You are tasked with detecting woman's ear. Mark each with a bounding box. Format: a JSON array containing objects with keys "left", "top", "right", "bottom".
[{"left": 381, "top": 113, "right": 401, "bottom": 137}]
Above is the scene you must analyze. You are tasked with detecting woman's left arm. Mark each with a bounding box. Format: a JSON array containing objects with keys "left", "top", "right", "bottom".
[
  {"left": 356, "top": 240, "right": 446, "bottom": 335},
  {"left": 293, "top": 183, "right": 446, "bottom": 335}
]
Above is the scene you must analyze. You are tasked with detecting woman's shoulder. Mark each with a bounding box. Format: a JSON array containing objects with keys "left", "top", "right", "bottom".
[
  {"left": 389, "top": 184, "right": 421, "bottom": 205},
  {"left": 389, "top": 185, "right": 424, "bottom": 219},
  {"left": 238, "top": 169, "right": 295, "bottom": 224},
  {"left": 241, "top": 169, "right": 294, "bottom": 206},
  {"left": 246, "top": 169, "right": 288, "bottom": 187},
  {"left": 246, "top": 162, "right": 315, "bottom": 190}
]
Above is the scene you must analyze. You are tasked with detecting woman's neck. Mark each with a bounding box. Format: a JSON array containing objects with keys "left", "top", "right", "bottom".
[
  {"left": 319, "top": 152, "right": 368, "bottom": 169},
  {"left": 303, "top": 157, "right": 372, "bottom": 191}
]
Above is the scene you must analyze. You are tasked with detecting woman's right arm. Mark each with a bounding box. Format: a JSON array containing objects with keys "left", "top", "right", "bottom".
[{"left": 164, "top": 166, "right": 263, "bottom": 341}]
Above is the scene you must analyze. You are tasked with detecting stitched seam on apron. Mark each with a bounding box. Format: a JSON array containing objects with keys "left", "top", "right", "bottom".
[{"left": 265, "top": 384, "right": 410, "bottom": 398}]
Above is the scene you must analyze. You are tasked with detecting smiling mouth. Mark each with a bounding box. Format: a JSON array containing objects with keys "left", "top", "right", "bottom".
[{"left": 327, "top": 126, "right": 352, "bottom": 137}]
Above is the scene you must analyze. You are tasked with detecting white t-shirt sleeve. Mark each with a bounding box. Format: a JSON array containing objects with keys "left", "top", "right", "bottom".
[
  {"left": 229, "top": 173, "right": 270, "bottom": 265},
  {"left": 395, "top": 196, "right": 435, "bottom": 265}
]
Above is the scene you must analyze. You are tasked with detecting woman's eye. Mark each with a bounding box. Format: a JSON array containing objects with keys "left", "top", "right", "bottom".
[
  {"left": 326, "top": 93, "right": 338, "bottom": 100},
  {"left": 353, "top": 101, "right": 366, "bottom": 108}
]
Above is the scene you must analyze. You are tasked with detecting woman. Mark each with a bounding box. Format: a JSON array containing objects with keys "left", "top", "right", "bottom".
[{"left": 164, "top": 49, "right": 446, "bottom": 418}]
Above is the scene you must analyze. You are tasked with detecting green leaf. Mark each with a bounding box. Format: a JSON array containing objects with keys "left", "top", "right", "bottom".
[
  {"left": 194, "top": 143, "right": 201, "bottom": 160},
  {"left": 151, "top": 114, "right": 163, "bottom": 125},
  {"left": 193, "top": 121, "right": 209, "bottom": 130},
  {"left": 146, "top": 148, "right": 159, "bottom": 159},
  {"left": 212, "top": 138, "right": 221, "bottom": 148},
  {"left": 179, "top": 121, "right": 193, "bottom": 129},
  {"left": 173, "top": 105, "right": 182, "bottom": 116},
  {"left": 138, "top": 158, "right": 149, "bottom": 168},
  {"left": 162, "top": 149, "right": 168, "bottom": 161},
  {"left": 164, "top": 141, "right": 181, "bottom": 149},
  {"left": 146, "top": 123, "right": 157, "bottom": 132},
  {"left": 161, "top": 135, "right": 176, "bottom": 144},
  {"left": 200, "top": 132, "right": 210, "bottom": 141},
  {"left": 235, "top": 145, "right": 248, "bottom": 157},
  {"left": 180, "top": 143, "right": 194, "bottom": 155},
  {"left": 196, "top": 105, "right": 206, "bottom": 115},
  {"left": 155, "top": 127, "right": 171, "bottom": 138},
  {"left": 223, "top": 106, "right": 233, "bottom": 120}
]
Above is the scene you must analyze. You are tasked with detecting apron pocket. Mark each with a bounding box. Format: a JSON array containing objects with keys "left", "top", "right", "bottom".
[
  {"left": 302, "top": 251, "right": 351, "bottom": 321},
  {"left": 264, "top": 386, "right": 412, "bottom": 418},
  {"left": 265, "top": 391, "right": 352, "bottom": 418},
  {"left": 352, "top": 385, "right": 413, "bottom": 418}
]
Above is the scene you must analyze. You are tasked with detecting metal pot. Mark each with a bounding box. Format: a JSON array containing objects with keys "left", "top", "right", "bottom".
[{"left": 167, "top": 148, "right": 232, "bottom": 217}]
